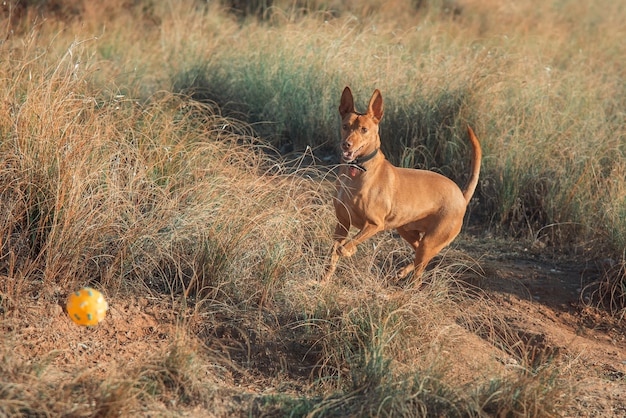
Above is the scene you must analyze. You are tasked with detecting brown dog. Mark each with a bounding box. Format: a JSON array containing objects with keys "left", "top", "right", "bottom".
[{"left": 322, "top": 86, "right": 482, "bottom": 284}]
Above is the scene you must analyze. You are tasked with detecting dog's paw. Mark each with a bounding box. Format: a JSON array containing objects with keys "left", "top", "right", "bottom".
[{"left": 337, "top": 244, "right": 356, "bottom": 257}]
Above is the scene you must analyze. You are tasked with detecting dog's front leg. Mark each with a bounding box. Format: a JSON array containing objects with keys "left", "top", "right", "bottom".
[
  {"left": 338, "top": 222, "right": 382, "bottom": 257},
  {"left": 322, "top": 222, "right": 350, "bottom": 281}
]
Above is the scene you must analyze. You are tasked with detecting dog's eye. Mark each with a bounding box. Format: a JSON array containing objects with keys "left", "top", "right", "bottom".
[
  {"left": 361, "top": 127, "right": 368, "bottom": 133},
  {"left": 342, "top": 124, "right": 348, "bottom": 130}
]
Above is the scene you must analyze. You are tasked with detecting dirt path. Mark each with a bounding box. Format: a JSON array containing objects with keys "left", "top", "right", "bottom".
[{"left": 455, "top": 235, "right": 626, "bottom": 416}]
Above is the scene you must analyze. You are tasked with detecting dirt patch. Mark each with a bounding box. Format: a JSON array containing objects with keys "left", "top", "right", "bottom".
[
  {"left": 3, "top": 295, "right": 175, "bottom": 371},
  {"left": 452, "top": 234, "right": 626, "bottom": 416}
]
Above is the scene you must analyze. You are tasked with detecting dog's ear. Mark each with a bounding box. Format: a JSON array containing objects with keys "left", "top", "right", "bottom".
[
  {"left": 339, "top": 86, "right": 355, "bottom": 118},
  {"left": 367, "top": 89, "right": 384, "bottom": 123}
]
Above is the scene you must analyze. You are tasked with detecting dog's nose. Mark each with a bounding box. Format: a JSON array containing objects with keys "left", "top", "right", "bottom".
[{"left": 342, "top": 140, "right": 352, "bottom": 150}]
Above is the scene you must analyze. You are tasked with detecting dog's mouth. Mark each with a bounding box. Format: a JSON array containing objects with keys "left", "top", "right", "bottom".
[{"left": 342, "top": 146, "right": 363, "bottom": 163}]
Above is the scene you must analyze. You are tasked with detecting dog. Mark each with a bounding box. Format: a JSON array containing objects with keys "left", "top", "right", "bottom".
[{"left": 322, "top": 86, "right": 482, "bottom": 285}]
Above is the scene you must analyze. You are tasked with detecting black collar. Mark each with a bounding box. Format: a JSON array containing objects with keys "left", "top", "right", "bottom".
[{"left": 344, "top": 148, "right": 379, "bottom": 172}]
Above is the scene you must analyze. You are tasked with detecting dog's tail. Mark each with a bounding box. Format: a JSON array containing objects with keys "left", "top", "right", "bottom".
[{"left": 462, "top": 126, "right": 482, "bottom": 204}]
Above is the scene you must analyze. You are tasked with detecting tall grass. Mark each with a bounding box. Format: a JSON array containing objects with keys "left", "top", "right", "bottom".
[
  {"left": 163, "top": 0, "right": 625, "bottom": 304},
  {"left": 0, "top": 15, "right": 328, "bottom": 414},
  {"left": 162, "top": 1, "right": 625, "bottom": 261},
  {"left": 0, "top": 31, "right": 324, "bottom": 305}
]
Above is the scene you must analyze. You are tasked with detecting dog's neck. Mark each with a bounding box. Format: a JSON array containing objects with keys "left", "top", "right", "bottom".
[{"left": 344, "top": 148, "right": 379, "bottom": 174}]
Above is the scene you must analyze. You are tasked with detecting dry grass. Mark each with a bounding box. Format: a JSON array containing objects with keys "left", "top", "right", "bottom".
[{"left": 0, "top": 0, "right": 624, "bottom": 415}]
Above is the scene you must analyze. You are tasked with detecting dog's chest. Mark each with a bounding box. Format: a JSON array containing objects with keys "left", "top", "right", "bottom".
[{"left": 335, "top": 176, "right": 386, "bottom": 222}]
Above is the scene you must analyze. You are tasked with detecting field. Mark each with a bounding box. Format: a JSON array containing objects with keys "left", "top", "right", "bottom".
[{"left": 1, "top": 0, "right": 625, "bottom": 416}]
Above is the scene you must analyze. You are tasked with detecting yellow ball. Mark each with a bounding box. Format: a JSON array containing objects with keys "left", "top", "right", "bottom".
[{"left": 66, "top": 287, "right": 108, "bottom": 326}]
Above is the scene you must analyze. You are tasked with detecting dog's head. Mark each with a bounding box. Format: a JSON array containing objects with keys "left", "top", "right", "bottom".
[{"left": 338, "top": 87, "right": 383, "bottom": 163}]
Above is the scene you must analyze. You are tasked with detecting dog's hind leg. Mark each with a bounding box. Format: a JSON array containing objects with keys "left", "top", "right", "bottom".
[
  {"left": 322, "top": 222, "right": 350, "bottom": 281},
  {"left": 396, "top": 227, "right": 424, "bottom": 282},
  {"left": 398, "top": 220, "right": 463, "bottom": 285}
]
